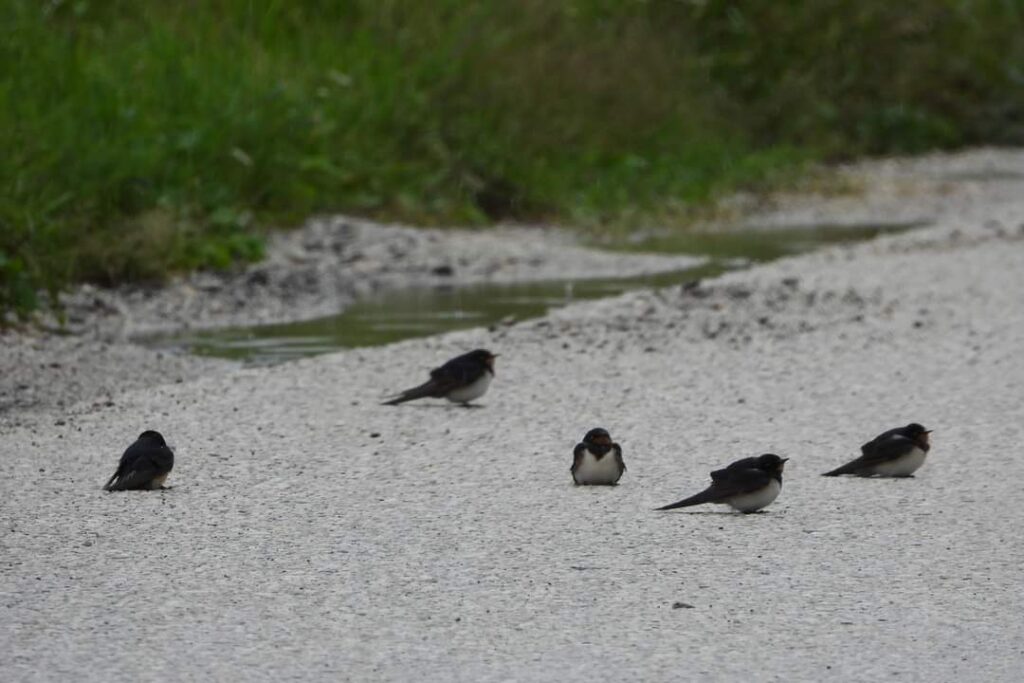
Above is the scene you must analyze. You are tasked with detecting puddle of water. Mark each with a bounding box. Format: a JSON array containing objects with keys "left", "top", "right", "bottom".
[
  {"left": 611, "top": 221, "right": 927, "bottom": 260},
  {"left": 154, "top": 221, "right": 922, "bottom": 365}
]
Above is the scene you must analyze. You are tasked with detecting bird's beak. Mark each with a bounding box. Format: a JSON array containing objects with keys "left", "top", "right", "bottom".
[
  {"left": 780, "top": 458, "right": 790, "bottom": 463},
  {"left": 924, "top": 430, "right": 933, "bottom": 434}
]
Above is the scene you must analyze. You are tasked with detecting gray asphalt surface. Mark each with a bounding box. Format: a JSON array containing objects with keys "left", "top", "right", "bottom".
[{"left": 3, "top": 152, "right": 1024, "bottom": 681}]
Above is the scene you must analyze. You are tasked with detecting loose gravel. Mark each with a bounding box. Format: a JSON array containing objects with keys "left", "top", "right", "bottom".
[{"left": 2, "top": 148, "right": 1024, "bottom": 682}]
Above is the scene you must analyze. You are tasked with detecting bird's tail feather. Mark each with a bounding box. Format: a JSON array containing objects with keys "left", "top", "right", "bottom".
[
  {"left": 657, "top": 487, "right": 719, "bottom": 510},
  {"left": 382, "top": 380, "right": 437, "bottom": 406},
  {"left": 102, "top": 473, "right": 119, "bottom": 491},
  {"left": 822, "top": 461, "right": 858, "bottom": 477}
]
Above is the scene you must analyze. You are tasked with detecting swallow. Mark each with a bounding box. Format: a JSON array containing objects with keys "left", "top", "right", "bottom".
[
  {"left": 658, "top": 454, "right": 788, "bottom": 513},
  {"left": 822, "top": 422, "right": 931, "bottom": 477},
  {"left": 103, "top": 430, "right": 174, "bottom": 491},
  {"left": 571, "top": 428, "right": 626, "bottom": 485},
  {"left": 383, "top": 349, "right": 497, "bottom": 406}
]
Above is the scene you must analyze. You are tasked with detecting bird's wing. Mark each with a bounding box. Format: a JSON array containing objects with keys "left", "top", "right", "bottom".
[
  {"left": 721, "top": 456, "right": 761, "bottom": 472},
  {"left": 571, "top": 443, "right": 586, "bottom": 483},
  {"left": 859, "top": 434, "right": 916, "bottom": 464},
  {"left": 103, "top": 440, "right": 144, "bottom": 490},
  {"left": 707, "top": 466, "right": 772, "bottom": 498},
  {"left": 859, "top": 427, "right": 903, "bottom": 455},
  {"left": 613, "top": 444, "right": 626, "bottom": 474}
]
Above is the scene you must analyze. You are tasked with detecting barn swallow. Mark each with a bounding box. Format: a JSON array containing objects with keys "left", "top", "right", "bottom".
[
  {"left": 822, "top": 423, "right": 931, "bottom": 477},
  {"left": 383, "top": 349, "right": 497, "bottom": 406},
  {"left": 658, "top": 454, "right": 788, "bottom": 513},
  {"left": 103, "top": 430, "right": 174, "bottom": 491},
  {"left": 571, "top": 428, "right": 626, "bottom": 485}
]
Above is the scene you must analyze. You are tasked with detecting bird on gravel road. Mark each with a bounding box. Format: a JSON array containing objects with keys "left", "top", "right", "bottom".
[
  {"left": 382, "top": 349, "right": 498, "bottom": 406},
  {"left": 102, "top": 430, "right": 175, "bottom": 491},
  {"left": 657, "top": 453, "right": 788, "bottom": 513},
  {"left": 822, "top": 422, "right": 931, "bottom": 477},
  {"left": 571, "top": 428, "right": 626, "bottom": 485}
]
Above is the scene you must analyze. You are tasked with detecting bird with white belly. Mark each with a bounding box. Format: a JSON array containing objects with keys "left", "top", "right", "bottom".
[
  {"left": 571, "top": 428, "right": 626, "bottom": 486},
  {"left": 822, "top": 423, "right": 932, "bottom": 477}
]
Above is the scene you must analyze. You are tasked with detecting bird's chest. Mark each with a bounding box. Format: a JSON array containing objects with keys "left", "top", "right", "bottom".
[
  {"left": 148, "top": 473, "right": 169, "bottom": 489},
  {"left": 727, "top": 479, "right": 781, "bottom": 512},
  {"left": 574, "top": 449, "right": 621, "bottom": 485},
  {"left": 446, "top": 372, "right": 492, "bottom": 403},
  {"left": 872, "top": 447, "right": 927, "bottom": 476}
]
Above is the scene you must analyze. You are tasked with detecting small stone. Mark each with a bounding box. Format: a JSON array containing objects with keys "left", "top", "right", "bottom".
[
  {"left": 246, "top": 270, "right": 270, "bottom": 287},
  {"left": 672, "top": 602, "right": 695, "bottom": 609}
]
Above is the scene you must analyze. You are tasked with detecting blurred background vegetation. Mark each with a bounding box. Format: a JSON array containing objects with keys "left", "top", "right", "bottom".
[{"left": 2, "top": 0, "right": 1023, "bottom": 318}]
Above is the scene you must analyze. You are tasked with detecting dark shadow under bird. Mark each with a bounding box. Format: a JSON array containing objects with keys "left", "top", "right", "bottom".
[
  {"left": 383, "top": 349, "right": 497, "bottom": 406},
  {"left": 822, "top": 423, "right": 931, "bottom": 477},
  {"left": 571, "top": 428, "right": 626, "bottom": 485},
  {"left": 658, "top": 454, "right": 788, "bottom": 513},
  {"left": 103, "top": 430, "right": 175, "bottom": 491}
]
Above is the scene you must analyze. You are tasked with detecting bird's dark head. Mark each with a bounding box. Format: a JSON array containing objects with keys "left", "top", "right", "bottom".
[
  {"left": 904, "top": 423, "right": 931, "bottom": 446},
  {"left": 757, "top": 453, "right": 788, "bottom": 473},
  {"left": 583, "top": 428, "right": 613, "bottom": 455},
  {"left": 468, "top": 349, "right": 498, "bottom": 370},
  {"left": 137, "top": 430, "right": 167, "bottom": 446},
  {"left": 584, "top": 428, "right": 612, "bottom": 445}
]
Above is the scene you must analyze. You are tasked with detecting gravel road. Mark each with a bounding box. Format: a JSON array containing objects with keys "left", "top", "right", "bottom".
[{"left": 2, "top": 149, "right": 1024, "bottom": 682}]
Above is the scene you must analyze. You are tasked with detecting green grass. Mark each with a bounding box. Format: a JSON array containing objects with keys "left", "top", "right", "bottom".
[{"left": 2, "top": 0, "right": 1023, "bottom": 319}]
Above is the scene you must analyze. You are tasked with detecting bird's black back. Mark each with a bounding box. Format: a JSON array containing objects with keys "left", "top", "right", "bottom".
[
  {"left": 712, "top": 454, "right": 784, "bottom": 485},
  {"left": 861, "top": 425, "right": 927, "bottom": 460},
  {"left": 431, "top": 350, "right": 491, "bottom": 385},
  {"left": 861, "top": 426, "right": 905, "bottom": 454},
  {"left": 720, "top": 456, "right": 762, "bottom": 472}
]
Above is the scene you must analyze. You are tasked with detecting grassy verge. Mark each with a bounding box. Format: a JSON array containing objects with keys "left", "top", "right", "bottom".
[{"left": 2, "top": 0, "right": 1023, "bottom": 319}]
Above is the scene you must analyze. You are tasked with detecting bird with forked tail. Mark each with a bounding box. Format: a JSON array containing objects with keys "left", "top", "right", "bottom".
[
  {"left": 658, "top": 453, "right": 788, "bottom": 513},
  {"left": 822, "top": 423, "right": 931, "bottom": 477},
  {"left": 383, "top": 349, "right": 497, "bottom": 406}
]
